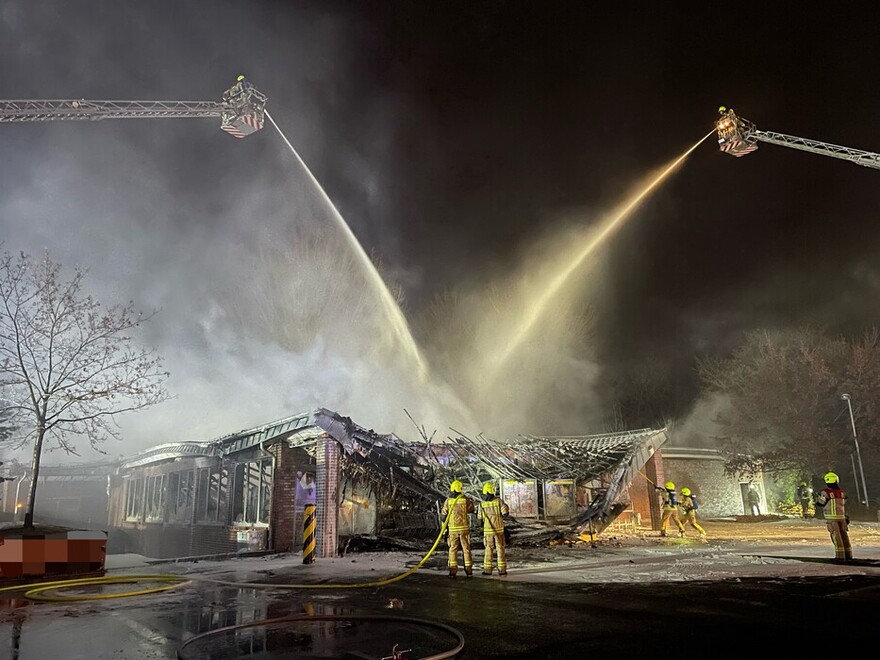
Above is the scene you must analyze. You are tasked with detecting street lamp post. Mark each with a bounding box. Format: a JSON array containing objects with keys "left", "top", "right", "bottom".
[
  {"left": 841, "top": 393, "right": 869, "bottom": 506},
  {"left": 850, "top": 453, "right": 862, "bottom": 505}
]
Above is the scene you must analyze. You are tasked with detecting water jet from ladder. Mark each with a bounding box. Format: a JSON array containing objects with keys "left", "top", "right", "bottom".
[
  {"left": 266, "top": 111, "right": 430, "bottom": 382},
  {"left": 490, "top": 130, "right": 716, "bottom": 376}
]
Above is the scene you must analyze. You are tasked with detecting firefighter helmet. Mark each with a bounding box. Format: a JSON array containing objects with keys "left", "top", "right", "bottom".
[
  {"left": 680, "top": 487, "right": 691, "bottom": 496},
  {"left": 237, "top": 74, "right": 246, "bottom": 81},
  {"left": 482, "top": 482, "right": 496, "bottom": 495},
  {"left": 718, "top": 105, "right": 727, "bottom": 114},
  {"left": 665, "top": 481, "right": 675, "bottom": 490},
  {"left": 450, "top": 480, "right": 463, "bottom": 493},
  {"left": 823, "top": 472, "right": 839, "bottom": 484}
]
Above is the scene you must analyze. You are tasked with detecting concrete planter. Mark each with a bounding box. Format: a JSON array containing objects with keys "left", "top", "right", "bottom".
[{"left": 0, "top": 526, "right": 107, "bottom": 583}]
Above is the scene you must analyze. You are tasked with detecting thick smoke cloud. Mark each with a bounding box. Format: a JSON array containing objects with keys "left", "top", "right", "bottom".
[{"left": 3, "top": 2, "right": 880, "bottom": 463}]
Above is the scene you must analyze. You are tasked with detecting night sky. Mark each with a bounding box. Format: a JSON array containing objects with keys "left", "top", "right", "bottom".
[{"left": 2, "top": 2, "right": 879, "bottom": 455}]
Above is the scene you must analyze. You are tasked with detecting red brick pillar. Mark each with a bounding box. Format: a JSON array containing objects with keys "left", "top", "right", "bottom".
[
  {"left": 269, "top": 444, "right": 299, "bottom": 553},
  {"left": 645, "top": 450, "right": 666, "bottom": 531},
  {"left": 315, "top": 437, "right": 339, "bottom": 558}
]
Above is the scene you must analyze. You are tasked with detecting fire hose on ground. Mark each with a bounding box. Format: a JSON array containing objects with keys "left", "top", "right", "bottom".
[
  {"left": 175, "top": 614, "right": 465, "bottom": 660},
  {"left": 0, "top": 495, "right": 463, "bottom": 599},
  {"left": 0, "top": 498, "right": 468, "bottom": 658}
]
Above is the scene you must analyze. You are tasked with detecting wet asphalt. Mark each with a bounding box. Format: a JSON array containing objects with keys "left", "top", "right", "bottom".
[{"left": 2, "top": 553, "right": 880, "bottom": 659}]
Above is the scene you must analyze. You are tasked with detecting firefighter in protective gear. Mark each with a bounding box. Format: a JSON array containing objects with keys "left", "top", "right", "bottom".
[
  {"left": 746, "top": 484, "right": 762, "bottom": 515},
  {"left": 655, "top": 480, "right": 685, "bottom": 537},
  {"left": 440, "top": 480, "right": 475, "bottom": 577},
  {"left": 815, "top": 472, "right": 852, "bottom": 560},
  {"left": 231, "top": 74, "right": 252, "bottom": 96},
  {"left": 796, "top": 481, "right": 813, "bottom": 519},
  {"left": 478, "top": 482, "right": 510, "bottom": 576},
  {"left": 678, "top": 487, "right": 707, "bottom": 540}
]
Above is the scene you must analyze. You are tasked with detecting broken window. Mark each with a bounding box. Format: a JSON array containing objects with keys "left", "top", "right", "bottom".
[
  {"left": 125, "top": 478, "right": 143, "bottom": 521},
  {"left": 145, "top": 474, "right": 166, "bottom": 522},
  {"left": 164, "top": 469, "right": 195, "bottom": 522},
  {"left": 338, "top": 478, "right": 377, "bottom": 536},
  {"left": 543, "top": 479, "right": 576, "bottom": 521},
  {"left": 232, "top": 459, "right": 272, "bottom": 525},
  {"left": 196, "top": 466, "right": 228, "bottom": 523},
  {"left": 502, "top": 479, "right": 539, "bottom": 518}
]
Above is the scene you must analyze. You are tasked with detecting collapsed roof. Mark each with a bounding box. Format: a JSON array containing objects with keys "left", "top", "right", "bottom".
[
  {"left": 13, "top": 408, "right": 668, "bottom": 530},
  {"left": 293, "top": 409, "right": 668, "bottom": 529}
]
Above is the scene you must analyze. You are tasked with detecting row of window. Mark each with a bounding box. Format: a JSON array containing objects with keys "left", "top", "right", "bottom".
[{"left": 124, "top": 460, "right": 273, "bottom": 525}]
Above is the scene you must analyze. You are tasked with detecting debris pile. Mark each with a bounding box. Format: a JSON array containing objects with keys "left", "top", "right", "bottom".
[{"left": 311, "top": 410, "right": 669, "bottom": 539}]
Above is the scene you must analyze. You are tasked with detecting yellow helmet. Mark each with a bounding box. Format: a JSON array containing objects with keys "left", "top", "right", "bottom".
[
  {"left": 237, "top": 74, "right": 246, "bottom": 81},
  {"left": 450, "top": 480, "right": 463, "bottom": 493},
  {"left": 718, "top": 105, "right": 727, "bottom": 114},
  {"left": 680, "top": 487, "right": 691, "bottom": 496},
  {"left": 823, "top": 472, "right": 839, "bottom": 484},
  {"left": 482, "top": 482, "right": 496, "bottom": 495},
  {"left": 665, "top": 481, "right": 675, "bottom": 490}
]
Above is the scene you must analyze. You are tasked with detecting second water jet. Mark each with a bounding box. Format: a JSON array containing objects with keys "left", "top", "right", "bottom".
[{"left": 486, "top": 131, "right": 716, "bottom": 384}]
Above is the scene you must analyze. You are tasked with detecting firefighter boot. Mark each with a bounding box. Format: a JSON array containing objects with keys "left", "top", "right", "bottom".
[
  {"left": 482, "top": 569, "right": 493, "bottom": 576},
  {"left": 464, "top": 567, "right": 473, "bottom": 577},
  {"left": 448, "top": 567, "right": 457, "bottom": 578}
]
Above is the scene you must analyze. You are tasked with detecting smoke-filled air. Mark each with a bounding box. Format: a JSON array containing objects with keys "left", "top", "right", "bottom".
[{"left": 4, "top": 2, "right": 880, "bottom": 462}]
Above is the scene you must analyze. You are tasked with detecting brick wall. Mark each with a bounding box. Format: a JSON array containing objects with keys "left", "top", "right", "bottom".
[
  {"left": 643, "top": 451, "right": 665, "bottom": 529},
  {"left": 316, "top": 438, "right": 339, "bottom": 558},
  {"left": 116, "top": 522, "right": 238, "bottom": 558},
  {"left": 625, "top": 462, "right": 657, "bottom": 528},
  {"left": 269, "top": 443, "right": 298, "bottom": 553},
  {"left": 663, "top": 454, "right": 760, "bottom": 518}
]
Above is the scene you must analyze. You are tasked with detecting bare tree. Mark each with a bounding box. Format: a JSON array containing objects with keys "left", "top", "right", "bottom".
[
  {"left": 696, "top": 327, "right": 853, "bottom": 478},
  {"left": 0, "top": 398, "right": 15, "bottom": 442},
  {"left": 0, "top": 250, "right": 169, "bottom": 527},
  {"left": 604, "top": 357, "right": 689, "bottom": 431}
]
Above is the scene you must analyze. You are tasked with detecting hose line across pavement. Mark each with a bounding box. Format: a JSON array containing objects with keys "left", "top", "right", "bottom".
[
  {"left": 0, "top": 574, "right": 192, "bottom": 602},
  {"left": 176, "top": 614, "right": 466, "bottom": 660},
  {"left": 193, "top": 494, "right": 460, "bottom": 591},
  {"left": 0, "top": 494, "right": 462, "bottom": 601}
]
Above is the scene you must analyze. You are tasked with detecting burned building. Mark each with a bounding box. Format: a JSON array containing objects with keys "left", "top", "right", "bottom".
[{"left": 2, "top": 408, "right": 688, "bottom": 559}]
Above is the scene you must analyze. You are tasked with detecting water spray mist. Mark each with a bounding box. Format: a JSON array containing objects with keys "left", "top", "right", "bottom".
[
  {"left": 488, "top": 130, "right": 716, "bottom": 378},
  {"left": 265, "top": 111, "right": 430, "bottom": 382}
]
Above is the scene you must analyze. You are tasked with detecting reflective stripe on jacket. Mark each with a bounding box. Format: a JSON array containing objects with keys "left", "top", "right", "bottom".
[
  {"left": 441, "top": 495, "right": 474, "bottom": 532},
  {"left": 816, "top": 487, "right": 847, "bottom": 520},
  {"left": 478, "top": 497, "right": 510, "bottom": 534}
]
